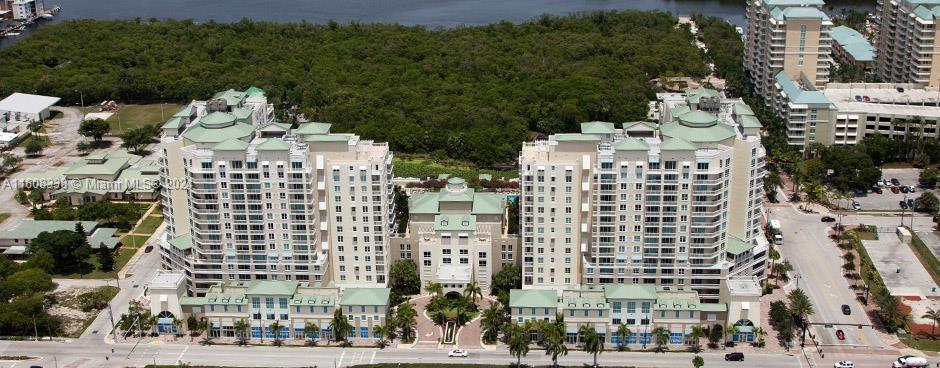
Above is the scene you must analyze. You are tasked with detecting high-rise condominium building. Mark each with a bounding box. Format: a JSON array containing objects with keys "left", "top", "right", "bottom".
[
  {"left": 745, "top": 0, "right": 832, "bottom": 101},
  {"left": 518, "top": 88, "right": 768, "bottom": 303},
  {"left": 158, "top": 88, "right": 394, "bottom": 295},
  {"left": 874, "top": 0, "right": 940, "bottom": 86}
]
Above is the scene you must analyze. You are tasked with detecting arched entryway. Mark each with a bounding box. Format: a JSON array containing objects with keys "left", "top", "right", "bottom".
[
  {"left": 731, "top": 319, "right": 755, "bottom": 343},
  {"left": 156, "top": 311, "right": 177, "bottom": 334}
]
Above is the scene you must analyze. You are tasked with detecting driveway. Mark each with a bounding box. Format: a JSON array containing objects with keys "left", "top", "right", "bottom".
[{"left": 770, "top": 206, "right": 885, "bottom": 348}]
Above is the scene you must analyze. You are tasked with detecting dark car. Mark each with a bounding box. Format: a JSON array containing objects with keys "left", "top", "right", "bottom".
[
  {"left": 821, "top": 216, "right": 836, "bottom": 222},
  {"left": 836, "top": 329, "right": 845, "bottom": 340},
  {"left": 725, "top": 352, "right": 745, "bottom": 362},
  {"left": 145, "top": 245, "right": 154, "bottom": 253},
  {"left": 873, "top": 187, "right": 883, "bottom": 194},
  {"left": 842, "top": 304, "right": 851, "bottom": 315},
  {"left": 854, "top": 95, "right": 862, "bottom": 101},
  {"left": 900, "top": 200, "right": 909, "bottom": 210},
  {"left": 891, "top": 186, "right": 900, "bottom": 193},
  {"left": 908, "top": 198, "right": 915, "bottom": 208},
  {"left": 901, "top": 186, "right": 910, "bottom": 193},
  {"left": 892, "top": 178, "right": 901, "bottom": 186}
]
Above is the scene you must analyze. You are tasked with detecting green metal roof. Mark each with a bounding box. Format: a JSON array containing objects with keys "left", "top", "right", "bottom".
[
  {"left": 410, "top": 193, "right": 441, "bottom": 214},
  {"left": 53, "top": 178, "right": 111, "bottom": 195},
  {"left": 676, "top": 110, "right": 718, "bottom": 127},
  {"left": 168, "top": 234, "right": 192, "bottom": 251},
  {"left": 562, "top": 296, "right": 609, "bottom": 309},
  {"left": 161, "top": 117, "right": 183, "bottom": 130},
  {"left": 304, "top": 134, "right": 351, "bottom": 143},
  {"left": 580, "top": 121, "right": 616, "bottom": 134},
  {"left": 294, "top": 122, "right": 332, "bottom": 135},
  {"left": 182, "top": 122, "right": 255, "bottom": 143},
  {"left": 180, "top": 296, "right": 207, "bottom": 306},
  {"left": 779, "top": 7, "right": 829, "bottom": 20},
  {"left": 87, "top": 227, "right": 120, "bottom": 249},
  {"left": 659, "top": 137, "right": 698, "bottom": 151},
  {"left": 255, "top": 138, "right": 292, "bottom": 151},
  {"left": 292, "top": 293, "right": 335, "bottom": 306},
  {"left": 246, "top": 280, "right": 298, "bottom": 296},
  {"left": 655, "top": 291, "right": 703, "bottom": 311},
  {"left": 733, "top": 102, "right": 754, "bottom": 116},
  {"left": 211, "top": 138, "right": 250, "bottom": 151},
  {"left": 0, "top": 220, "right": 99, "bottom": 240},
  {"left": 623, "top": 121, "right": 656, "bottom": 130},
  {"left": 64, "top": 153, "right": 136, "bottom": 177},
  {"left": 738, "top": 115, "right": 763, "bottom": 129},
  {"left": 244, "top": 86, "right": 265, "bottom": 96},
  {"left": 212, "top": 89, "right": 245, "bottom": 106},
  {"left": 471, "top": 193, "right": 506, "bottom": 214},
  {"left": 434, "top": 214, "right": 476, "bottom": 231},
  {"left": 339, "top": 288, "right": 390, "bottom": 306},
  {"left": 200, "top": 112, "right": 236, "bottom": 127},
  {"left": 684, "top": 87, "right": 720, "bottom": 104},
  {"left": 205, "top": 292, "right": 248, "bottom": 305},
  {"left": 603, "top": 284, "right": 658, "bottom": 300},
  {"left": 19, "top": 168, "right": 67, "bottom": 185},
  {"left": 661, "top": 121, "right": 736, "bottom": 143},
  {"left": 173, "top": 106, "right": 193, "bottom": 118},
  {"left": 726, "top": 237, "right": 757, "bottom": 256},
  {"left": 669, "top": 105, "right": 691, "bottom": 117},
  {"left": 699, "top": 303, "right": 727, "bottom": 312},
  {"left": 775, "top": 71, "right": 832, "bottom": 105},
  {"left": 509, "top": 289, "right": 557, "bottom": 308},
  {"left": 612, "top": 137, "right": 650, "bottom": 151},
  {"left": 830, "top": 26, "right": 875, "bottom": 62},
  {"left": 232, "top": 107, "right": 253, "bottom": 121}
]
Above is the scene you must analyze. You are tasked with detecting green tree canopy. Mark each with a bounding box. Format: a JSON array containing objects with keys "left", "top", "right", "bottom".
[
  {"left": 388, "top": 259, "right": 421, "bottom": 297},
  {"left": 491, "top": 264, "right": 521, "bottom": 296},
  {"left": 79, "top": 118, "right": 110, "bottom": 141},
  {"left": 27, "top": 229, "right": 91, "bottom": 274}
]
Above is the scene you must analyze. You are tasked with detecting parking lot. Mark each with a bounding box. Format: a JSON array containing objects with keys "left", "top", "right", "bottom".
[
  {"left": 861, "top": 232, "right": 940, "bottom": 298},
  {"left": 850, "top": 168, "right": 940, "bottom": 211}
]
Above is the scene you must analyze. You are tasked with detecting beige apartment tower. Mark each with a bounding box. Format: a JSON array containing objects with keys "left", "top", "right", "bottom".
[
  {"left": 518, "top": 90, "right": 769, "bottom": 303},
  {"left": 874, "top": 0, "right": 940, "bottom": 86},
  {"left": 158, "top": 88, "right": 394, "bottom": 295},
  {"left": 745, "top": 0, "right": 833, "bottom": 100}
]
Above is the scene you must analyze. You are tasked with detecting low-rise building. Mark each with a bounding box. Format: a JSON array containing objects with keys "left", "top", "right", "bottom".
[
  {"left": 0, "top": 93, "right": 59, "bottom": 123},
  {"left": 19, "top": 150, "right": 160, "bottom": 204},
  {"left": 0, "top": 220, "right": 121, "bottom": 258},
  {"left": 390, "top": 177, "right": 519, "bottom": 295},
  {"left": 508, "top": 277, "right": 761, "bottom": 346},
  {"left": 830, "top": 26, "right": 875, "bottom": 71},
  {"left": 147, "top": 272, "right": 390, "bottom": 341}
]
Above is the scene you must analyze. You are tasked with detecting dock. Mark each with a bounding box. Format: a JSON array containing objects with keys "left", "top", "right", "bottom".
[{"left": 0, "top": 5, "right": 60, "bottom": 38}]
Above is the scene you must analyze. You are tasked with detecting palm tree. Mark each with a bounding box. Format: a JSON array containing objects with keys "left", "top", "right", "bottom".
[
  {"left": 687, "top": 325, "right": 705, "bottom": 351},
  {"left": 198, "top": 317, "right": 211, "bottom": 344},
  {"left": 233, "top": 318, "right": 249, "bottom": 346},
  {"left": 923, "top": 307, "right": 940, "bottom": 339},
  {"left": 148, "top": 315, "right": 158, "bottom": 336},
  {"left": 463, "top": 281, "right": 483, "bottom": 304},
  {"left": 724, "top": 325, "right": 739, "bottom": 346},
  {"left": 373, "top": 324, "right": 387, "bottom": 348},
  {"left": 172, "top": 318, "right": 183, "bottom": 337},
  {"left": 426, "top": 282, "right": 443, "bottom": 297},
  {"left": 508, "top": 324, "right": 530, "bottom": 367},
  {"left": 542, "top": 313, "right": 568, "bottom": 367},
  {"left": 268, "top": 321, "right": 283, "bottom": 346},
  {"left": 768, "top": 248, "right": 780, "bottom": 282},
  {"left": 787, "top": 288, "right": 814, "bottom": 345},
  {"left": 330, "top": 309, "right": 352, "bottom": 344},
  {"left": 481, "top": 303, "right": 503, "bottom": 344},
  {"left": 303, "top": 322, "right": 319, "bottom": 346},
  {"left": 396, "top": 302, "right": 417, "bottom": 343},
  {"left": 579, "top": 325, "right": 603, "bottom": 368},
  {"left": 651, "top": 326, "right": 670, "bottom": 353},
  {"left": 616, "top": 324, "right": 631, "bottom": 351}
]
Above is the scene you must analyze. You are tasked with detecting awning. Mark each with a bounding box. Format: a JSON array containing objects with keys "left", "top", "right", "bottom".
[
  {"left": 737, "top": 326, "right": 754, "bottom": 333},
  {"left": 595, "top": 326, "right": 606, "bottom": 333},
  {"left": 293, "top": 322, "right": 305, "bottom": 329},
  {"left": 157, "top": 318, "right": 174, "bottom": 324},
  {"left": 566, "top": 326, "right": 577, "bottom": 333}
]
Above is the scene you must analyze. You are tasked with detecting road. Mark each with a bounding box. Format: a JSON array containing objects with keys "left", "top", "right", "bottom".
[
  {"left": 0, "top": 339, "right": 905, "bottom": 368},
  {"left": 770, "top": 205, "right": 887, "bottom": 349}
]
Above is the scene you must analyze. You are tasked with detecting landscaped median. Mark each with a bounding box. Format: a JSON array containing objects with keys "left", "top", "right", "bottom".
[{"left": 909, "top": 231, "right": 940, "bottom": 286}]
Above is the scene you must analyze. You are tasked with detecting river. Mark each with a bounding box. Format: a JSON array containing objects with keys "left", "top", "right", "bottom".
[{"left": 1, "top": 0, "right": 875, "bottom": 47}]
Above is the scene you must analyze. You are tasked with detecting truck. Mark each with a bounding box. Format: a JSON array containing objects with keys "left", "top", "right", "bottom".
[
  {"left": 892, "top": 356, "right": 928, "bottom": 368},
  {"left": 768, "top": 220, "right": 783, "bottom": 245}
]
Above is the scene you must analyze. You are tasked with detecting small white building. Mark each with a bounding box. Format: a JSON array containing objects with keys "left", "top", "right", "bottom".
[{"left": 0, "top": 93, "right": 60, "bottom": 123}]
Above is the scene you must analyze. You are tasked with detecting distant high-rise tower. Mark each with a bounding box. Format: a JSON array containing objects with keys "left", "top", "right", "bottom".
[
  {"left": 745, "top": 0, "right": 833, "bottom": 101},
  {"left": 874, "top": 0, "right": 940, "bottom": 86}
]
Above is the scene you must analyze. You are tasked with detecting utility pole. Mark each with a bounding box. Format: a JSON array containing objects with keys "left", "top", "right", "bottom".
[
  {"left": 107, "top": 279, "right": 116, "bottom": 339},
  {"left": 32, "top": 314, "right": 38, "bottom": 341}
]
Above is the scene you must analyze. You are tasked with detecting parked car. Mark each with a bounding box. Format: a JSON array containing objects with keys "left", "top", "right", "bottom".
[
  {"left": 908, "top": 186, "right": 917, "bottom": 193},
  {"left": 863, "top": 95, "right": 871, "bottom": 102},
  {"left": 892, "top": 178, "right": 901, "bottom": 186},
  {"left": 852, "top": 201, "right": 861, "bottom": 210},
  {"left": 901, "top": 186, "right": 910, "bottom": 193},
  {"left": 836, "top": 329, "right": 845, "bottom": 340},
  {"left": 842, "top": 304, "right": 851, "bottom": 315},
  {"left": 821, "top": 216, "right": 836, "bottom": 222},
  {"left": 891, "top": 186, "right": 901, "bottom": 194},
  {"left": 854, "top": 95, "right": 862, "bottom": 101},
  {"left": 145, "top": 245, "right": 154, "bottom": 253},
  {"left": 873, "top": 187, "right": 883, "bottom": 194},
  {"left": 834, "top": 360, "right": 855, "bottom": 368},
  {"left": 908, "top": 198, "right": 915, "bottom": 208},
  {"left": 448, "top": 349, "right": 469, "bottom": 357},
  {"left": 724, "top": 352, "right": 745, "bottom": 362},
  {"left": 900, "top": 200, "right": 909, "bottom": 209}
]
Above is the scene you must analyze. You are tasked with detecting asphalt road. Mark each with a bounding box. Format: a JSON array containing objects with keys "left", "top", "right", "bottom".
[
  {"left": 770, "top": 206, "right": 886, "bottom": 348},
  {"left": 0, "top": 340, "right": 905, "bottom": 368}
]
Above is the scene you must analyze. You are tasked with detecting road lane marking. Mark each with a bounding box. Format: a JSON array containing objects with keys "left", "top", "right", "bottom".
[
  {"left": 175, "top": 345, "right": 188, "bottom": 365},
  {"left": 370, "top": 351, "right": 376, "bottom": 364},
  {"left": 337, "top": 349, "right": 345, "bottom": 368}
]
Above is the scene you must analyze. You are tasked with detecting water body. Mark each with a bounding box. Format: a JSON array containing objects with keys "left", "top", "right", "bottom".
[{"left": 0, "top": 0, "right": 875, "bottom": 47}]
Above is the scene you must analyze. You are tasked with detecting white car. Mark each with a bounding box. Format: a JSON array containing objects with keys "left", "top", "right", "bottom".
[
  {"left": 834, "top": 361, "right": 854, "bottom": 368},
  {"left": 448, "top": 349, "right": 469, "bottom": 357}
]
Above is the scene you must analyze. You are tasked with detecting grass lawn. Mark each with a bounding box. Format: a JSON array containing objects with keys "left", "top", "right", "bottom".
[
  {"left": 57, "top": 243, "right": 140, "bottom": 279},
  {"left": 122, "top": 234, "right": 152, "bottom": 248},
  {"left": 0, "top": 212, "right": 10, "bottom": 225},
  {"left": 106, "top": 104, "right": 183, "bottom": 134},
  {"left": 903, "top": 336, "right": 940, "bottom": 351},
  {"left": 135, "top": 215, "right": 163, "bottom": 235},
  {"left": 856, "top": 231, "right": 878, "bottom": 241},
  {"left": 393, "top": 157, "right": 517, "bottom": 180}
]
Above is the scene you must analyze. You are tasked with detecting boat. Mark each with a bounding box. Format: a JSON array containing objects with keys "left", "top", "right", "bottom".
[
  {"left": 41, "top": 13, "right": 53, "bottom": 19},
  {"left": 5, "top": 32, "right": 20, "bottom": 36}
]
